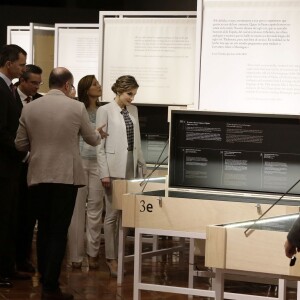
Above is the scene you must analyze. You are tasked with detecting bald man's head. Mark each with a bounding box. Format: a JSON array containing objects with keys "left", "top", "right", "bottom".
[{"left": 49, "top": 67, "right": 73, "bottom": 89}]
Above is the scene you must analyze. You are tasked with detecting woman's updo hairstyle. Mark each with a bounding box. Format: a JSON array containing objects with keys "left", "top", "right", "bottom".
[{"left": 111, "top": 75, "right": 139, "bottom": 95}]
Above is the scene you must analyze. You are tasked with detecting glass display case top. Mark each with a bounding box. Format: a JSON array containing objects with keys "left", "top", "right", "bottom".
[{"left": 223, "top": 213, "right": 299, "bottom": 232}]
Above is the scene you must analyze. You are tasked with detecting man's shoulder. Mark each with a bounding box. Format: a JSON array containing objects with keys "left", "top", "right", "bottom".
[
  {"left": 0, "top": 77, "right": 9, "bottom": 92},
  {"left": 0, "top": 77, "right": 6, "bottom": 87},
  {"left": 40, "top": 92, "right": 81, "bottom": 104},
  {"left": 0, "top": 78, "right": 14, "bottom": 105},
  {"left": 29, "top": 93, "right": 83, "bottom": 110},
  {"left": 59, "top": 96, "right": 85, "bottom": 114},
  {"left": 32, "top": 92, "right": 43, "bottom": 100}
]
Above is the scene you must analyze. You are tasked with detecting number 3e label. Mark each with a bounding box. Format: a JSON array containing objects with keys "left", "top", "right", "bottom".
[{"left": 139, "top": 200, "right": 153, "bottom": 213}]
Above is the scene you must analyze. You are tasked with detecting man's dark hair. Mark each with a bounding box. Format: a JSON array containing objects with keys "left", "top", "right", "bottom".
[
  {"left": 20, "top": 64, "right": 42, "bottom": 80},
  {"left": 0, "top": 44, "right": 27, "bottom": 67},
  {"left": 49, "top": 68, "right": 73, "bottom": 89}
]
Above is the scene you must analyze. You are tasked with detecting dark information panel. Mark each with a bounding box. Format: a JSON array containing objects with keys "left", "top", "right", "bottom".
[
  {"left": 138, "top": 105, "right": 169, "bottom": 165},
  {"left": 169, "top": 111, "right": 300, "bottom": 195}
]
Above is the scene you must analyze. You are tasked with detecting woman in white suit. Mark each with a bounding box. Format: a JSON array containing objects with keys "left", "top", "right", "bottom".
[
  {"left": 68, "top": 75, "right": 104, "bottom": 269},
  {"left": 96, "top": 75, "right": 146, "bottom": 277}
]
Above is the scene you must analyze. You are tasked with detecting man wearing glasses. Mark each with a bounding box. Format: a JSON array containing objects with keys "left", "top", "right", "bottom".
[
  {"left": 16, "top": 64, "right": 43, "bottom": 103},
  {"left": 15, "top": 64, "right": 43, "bottom": 274}
]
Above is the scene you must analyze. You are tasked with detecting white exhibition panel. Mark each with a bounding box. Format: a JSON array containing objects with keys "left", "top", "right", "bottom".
[
  {"left": 199, "top": 0, "right": 300, "bottom": 114},
  {"left": 7, "top": 27, "right": 31, "bottom": 63},
  {"left": 102, "top": 18, "right": 196, "bottom": 105},
  {"left": 9, "top": 30, "right": 30, "bottom": 54},
  {"left": 7, "top": 23, "right": 54, "bottom": 70},
  {"left": 56, "top": 27, "right": 99, "bottom": 93}
]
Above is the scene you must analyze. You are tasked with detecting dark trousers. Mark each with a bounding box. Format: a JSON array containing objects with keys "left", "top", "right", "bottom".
[
  {"left": 0, "top": 177, "right": 19, "bottom": 277},
  {"left": 16, "top": 164, "right": 36, "bottom": 266},
  {"left": 30, "top": 183, "right": 78, "bottom": 291}
]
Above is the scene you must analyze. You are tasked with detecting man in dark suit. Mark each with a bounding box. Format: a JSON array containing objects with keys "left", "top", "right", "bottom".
[
  {"left": 15, "top": 64, "right": 44, "bottom": 273},
  {"left": 15, "top": 64, "right": 43, "bottom": 273},
  {"left": 0, "top": 44, "right": 27, "bottom": 288},
  {"left": 15, "top": 64, "right": 43, "bottom": 102}
]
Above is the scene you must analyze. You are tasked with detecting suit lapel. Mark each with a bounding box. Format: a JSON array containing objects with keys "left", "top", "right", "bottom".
[
  {"left": 15, "top": 90, "right": 24, "bottom": 112},
  {"left": 0, "top": 78, "right": 23, "bottom": 116},
  {"left": 0, "top": 77, "right": 13, "bottom": 98},
  {"left": 126, "top": 105, "right": 136, "bottom": 126}
]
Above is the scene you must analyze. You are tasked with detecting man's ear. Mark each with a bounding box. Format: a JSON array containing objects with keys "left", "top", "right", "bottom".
[{"left": 5, "top": 60, "right": 12, "bottom": 69}]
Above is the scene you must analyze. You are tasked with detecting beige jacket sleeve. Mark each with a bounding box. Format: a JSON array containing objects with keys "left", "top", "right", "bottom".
[{"left": 15, "top": 105, "right": 30, "bottom": 152}]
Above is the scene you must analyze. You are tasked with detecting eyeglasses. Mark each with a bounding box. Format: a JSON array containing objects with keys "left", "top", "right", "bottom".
[
  {"left": 29, "top": 81, "right": 43, "bottom": 86},
  {"left": 68, "top": 82, "right": 75, "bottom": 89}
]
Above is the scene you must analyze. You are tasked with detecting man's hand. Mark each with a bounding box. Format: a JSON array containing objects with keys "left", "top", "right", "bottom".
[
  {"left": 284, "top": 239, "right": 297, "bottom": 258},
  {"left": 101, "top": 177, "right": 111, "bottom": 188},
  {"left": 97, "top": 124, "right": 109, "bottom": 139}
]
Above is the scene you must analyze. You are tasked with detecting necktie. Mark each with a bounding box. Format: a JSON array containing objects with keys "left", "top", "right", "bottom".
[
  {"left": 10, "top": 83, "right": 16, "bottom": 99},
  {"left": 24, "top": 97, "right": 31, "bottom": 103}
]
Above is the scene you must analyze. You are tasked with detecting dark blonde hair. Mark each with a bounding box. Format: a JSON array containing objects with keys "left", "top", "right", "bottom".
[
  {"left": 77, "top": 75, "right": 101, "bottom": 108},
  {"left": 111, "top": 75, "right": 139, "bottom": 95}
]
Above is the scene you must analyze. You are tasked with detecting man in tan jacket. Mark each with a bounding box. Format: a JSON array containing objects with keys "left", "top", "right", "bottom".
[{"left": 15, "top": 67, "right": 104, "bottom": 300}]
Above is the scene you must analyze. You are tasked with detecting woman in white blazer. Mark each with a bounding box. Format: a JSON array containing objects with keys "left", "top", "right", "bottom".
[{"left": 96, "top": 75, "right": 146, "bottom": 277}]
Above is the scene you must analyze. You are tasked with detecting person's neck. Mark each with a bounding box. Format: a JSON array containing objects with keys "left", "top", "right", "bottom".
[
  {"left": 0, "top": 68, "right": 12, "bottom": 80},
  {"left": 19, "top": 86, "right": 29, "bottom": 97},
  {"left": 115, "top": 97, "right": 125, "bottom": 109},
  {"left": 87, "top": 98, "right": 98, "bottom": 111}
]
